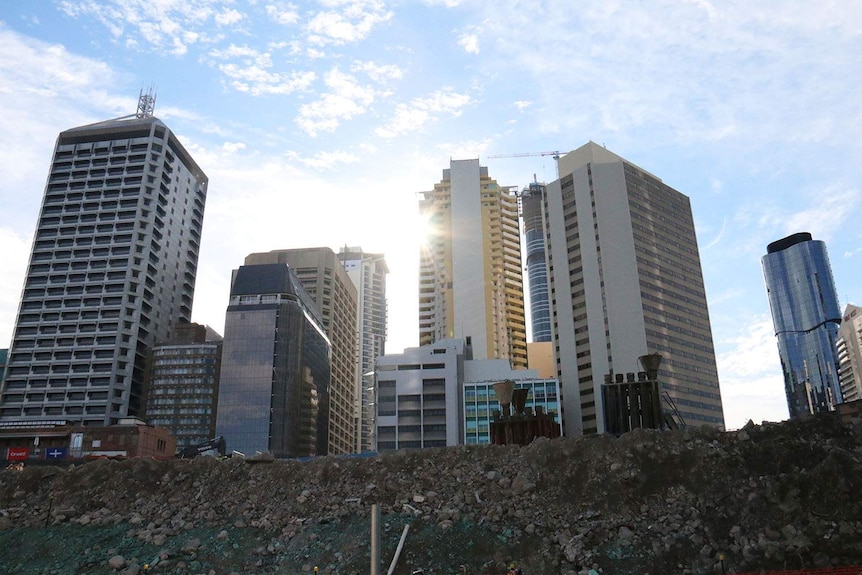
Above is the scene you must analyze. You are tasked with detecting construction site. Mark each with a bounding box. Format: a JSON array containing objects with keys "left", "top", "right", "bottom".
[{"left": 1, "top": 412, "right": 862, "bottom": 575}]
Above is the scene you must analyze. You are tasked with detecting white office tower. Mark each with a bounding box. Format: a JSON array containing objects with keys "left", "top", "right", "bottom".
[
  {"left": 544, "top": 142, "right": 724, "bottom": 436},
  {"left": 0, "top": 98, "right": 208, "bottom": 426},
  {"left": 338, "top": 247, "right": 388, "bottom": 453}
]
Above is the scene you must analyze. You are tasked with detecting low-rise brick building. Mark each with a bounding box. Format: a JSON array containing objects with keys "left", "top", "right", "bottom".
[{"left": 1, "top": 417, "right": 174, "bottom": 461}]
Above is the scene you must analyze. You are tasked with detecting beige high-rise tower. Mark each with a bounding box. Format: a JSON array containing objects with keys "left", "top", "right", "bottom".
[
  {"left": 419, "top": 159, "right": 527, "bottom": 369},
  {"left": 544, "top": 142, "right": 725, "bottom": 435}
]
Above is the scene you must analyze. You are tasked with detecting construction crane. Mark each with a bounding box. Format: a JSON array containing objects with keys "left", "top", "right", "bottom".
[
  {"left": 486, "top": 150, "right": 567, "bottom": 178},
  {"left": 487, "top": 150, "right": 565, "bottom": 160}
]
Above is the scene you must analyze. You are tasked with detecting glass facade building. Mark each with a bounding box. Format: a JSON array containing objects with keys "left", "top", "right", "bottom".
[
  {"left": 762, "top": 233, "right": 843, "bottom": 419},
  {"left": 215, "top": 264, "right": 331, "bottom": 458},
  {"left": 463, "top": 378, "right": 560, "bottom": 444},
  {"left": 521, "top": 182, "right": 552, "bottom": 343},
  {"left": 244, "top": 248, "right": 357, "bottom": 455},
  {"left": 143, "top": 322, "right": 222, "bottom": 450}
]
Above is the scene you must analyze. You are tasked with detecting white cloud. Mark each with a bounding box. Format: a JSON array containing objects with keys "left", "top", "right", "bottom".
[
  {"left": 306, "top": 0, "right": 392, "bottom": 46},
  {"left": 376, "top": 107, "right": 430, "bottom": 139},
  {"left": 684, "top": 0, "right": 718, "bottom": 19},
  {"left": 514, "top": 100, "right": 532, "bottom": 111},
  {"left": 701, "top": 217, "right": 726, "bottom": 250},
  {"left": 722, "top": 183, "right": 862, "bottom": 264},
  {"left": 222, "top": 141, "right": 246, "bottom": 154},
  {"left": 287, "top": 150, "right": 360, "bottom": 169},
  {"left": 781, "top": 186, "right": 860, "bottom": 240},
  {"left": 351, "top": 60, "right": 403, "bottom": 83},
  {"left": 436, "top": 138, "right": 493, "bottom": 160},
  {"left": 296, "top": 95, "right": 362, "bottom": 136},
  {"left": 710, "top": 178, "right": 723, "bottom": 193},
  {"left": 466, "top": 1, "right": 862, "bottom": 149},
  {"left": 0, "top": 26, "right": 128, "bottom": 191},
  {"left": 214, "top": 8, "right": 244, "bottom": 27},
  {"left": 754, "top": 184, "right": 860, "bottom": 244},
  {"left": 422, "top": 0, "right": 462, "bottom": 6},
  {"left": 0, "top": 227, "right": 32, "bottom": 347},
  {"left": 715, "top": 314, "right": 788, "bottom": 429},
  {"left": 295, "top": 67, "right": 378, "bottom": 136},
  {"left": 324, "top": 67, "right": 375, "bottom": 103},
  {"left": 58, "top": 0, "right": 234, "bottom": 55},
  {"left": 265, "top": 3, "right": 300, "bottom": 25},
  {"left": 0, "top": 25, "right": 115, "bottom": 92},
  {"left": 209, "top": 44, "right": 273, "bottom": 67},
  {"left": 219, "top": 64, "right": 316, "bottom": 95},
  {"left": 208, "top": 44, "right": 316, "bottom": 95},
  {"left": 458, "top": 31, "right": 479, "bottom": 54},
  {"left": 375, "top": 88, "right": 472, "bottom": 138}
]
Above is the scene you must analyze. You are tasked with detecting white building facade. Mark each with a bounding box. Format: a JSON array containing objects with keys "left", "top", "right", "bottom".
[
  {"left": 838, "top": 304, "right": 862, "bottom": 403},
  {"left": 375, "top": 339, "right": 560, "bottom": 451},
  {"left": 376, "top": 339, "right": 464, "bottom": 450},
  {"left": 545, "top": 142, "right": 724, "bottom": 436},
  {"left": 338, "top": 247, "right": 389, "bottom": 453}
]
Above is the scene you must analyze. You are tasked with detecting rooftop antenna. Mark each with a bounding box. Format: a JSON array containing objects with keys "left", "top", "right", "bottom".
[{"left": 136, "top": 85, "right": 157, "bottom": 118}]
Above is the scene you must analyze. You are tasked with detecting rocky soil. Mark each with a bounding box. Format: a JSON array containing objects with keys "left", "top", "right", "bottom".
[{"left": 2, "top": 414, "right": 862, "bottom": 575}]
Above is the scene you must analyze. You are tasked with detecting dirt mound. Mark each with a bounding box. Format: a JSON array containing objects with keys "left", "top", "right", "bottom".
[{"left": 1, "top": 413, "right": 862, "bottom": 575}]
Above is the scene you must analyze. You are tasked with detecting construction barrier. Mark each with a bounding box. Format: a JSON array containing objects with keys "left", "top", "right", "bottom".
[{"left": 735, "top": 567, "right": 862, "bottom": 575}]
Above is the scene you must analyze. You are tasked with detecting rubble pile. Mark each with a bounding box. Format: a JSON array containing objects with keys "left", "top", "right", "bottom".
[{"left": 1, "top": 414, "right": 862, "bottom": 575}]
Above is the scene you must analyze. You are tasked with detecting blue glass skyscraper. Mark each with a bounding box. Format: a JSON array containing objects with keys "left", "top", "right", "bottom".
[
  {"left": 521, "top": 181, "right": 552, "bottom": 342},
  {"left": 762, "top": 232, "right": 843, "bottom": 419}
]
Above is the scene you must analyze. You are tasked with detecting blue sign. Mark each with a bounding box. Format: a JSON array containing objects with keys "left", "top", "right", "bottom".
[{"left": 45, "top": 447, "right": 67, "bottom": 459}]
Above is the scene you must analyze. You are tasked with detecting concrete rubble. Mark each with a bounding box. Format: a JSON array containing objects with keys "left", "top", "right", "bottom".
[{"left": 1, "top": 413, "right": 861, "bottom": 574}]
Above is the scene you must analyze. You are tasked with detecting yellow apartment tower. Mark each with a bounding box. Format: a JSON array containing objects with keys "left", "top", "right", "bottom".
[{"left": 418, "top": 159, "right": 527, "bottom": 369}]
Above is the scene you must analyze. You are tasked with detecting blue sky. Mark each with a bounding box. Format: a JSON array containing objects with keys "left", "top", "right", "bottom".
[{"left": 1, "top": 1, "right": 860, "bottom": 430}]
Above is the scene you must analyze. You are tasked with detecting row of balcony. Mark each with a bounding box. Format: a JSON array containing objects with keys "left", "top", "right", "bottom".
[{"left": 2, "top": 390, "right": 110, "bottom": 404}]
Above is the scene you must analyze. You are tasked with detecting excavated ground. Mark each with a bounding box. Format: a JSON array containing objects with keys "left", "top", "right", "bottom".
[{"left": 1, "top": 414, "right": 862, "bottom": 575}]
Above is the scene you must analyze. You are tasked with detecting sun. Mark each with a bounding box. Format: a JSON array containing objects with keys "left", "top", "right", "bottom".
[{"left": 413, "top": 212, "right": 438, "bottom": 251}]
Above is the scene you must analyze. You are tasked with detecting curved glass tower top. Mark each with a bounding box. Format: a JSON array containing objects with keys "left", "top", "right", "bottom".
[{"left": 762, "top": 232, "right": 842, "bottom": 419}]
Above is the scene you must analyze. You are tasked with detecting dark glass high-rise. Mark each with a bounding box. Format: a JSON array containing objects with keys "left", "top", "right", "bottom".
[
  {"left": 762, "top": 232, "right": 843, "bottom": 418},
  {"left": 215, "top": 263, "right": 331, "bottom": 458}
]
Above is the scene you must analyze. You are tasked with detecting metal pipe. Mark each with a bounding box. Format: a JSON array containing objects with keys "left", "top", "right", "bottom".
[
  {"left": 386, "top": 524, "right": 411, "bottom": 575},
  {"left": 371, "top": 504, "right": 380, "bottom": 575}
]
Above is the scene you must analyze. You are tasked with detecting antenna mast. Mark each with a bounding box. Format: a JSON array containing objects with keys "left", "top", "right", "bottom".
[{"left": 136, "top": 86, "right": 157, "bottom": 118}]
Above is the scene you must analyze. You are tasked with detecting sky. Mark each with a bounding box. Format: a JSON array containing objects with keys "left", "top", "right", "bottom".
[{"left": 0, "top": 0, "right": 860, "bottom": 431}]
